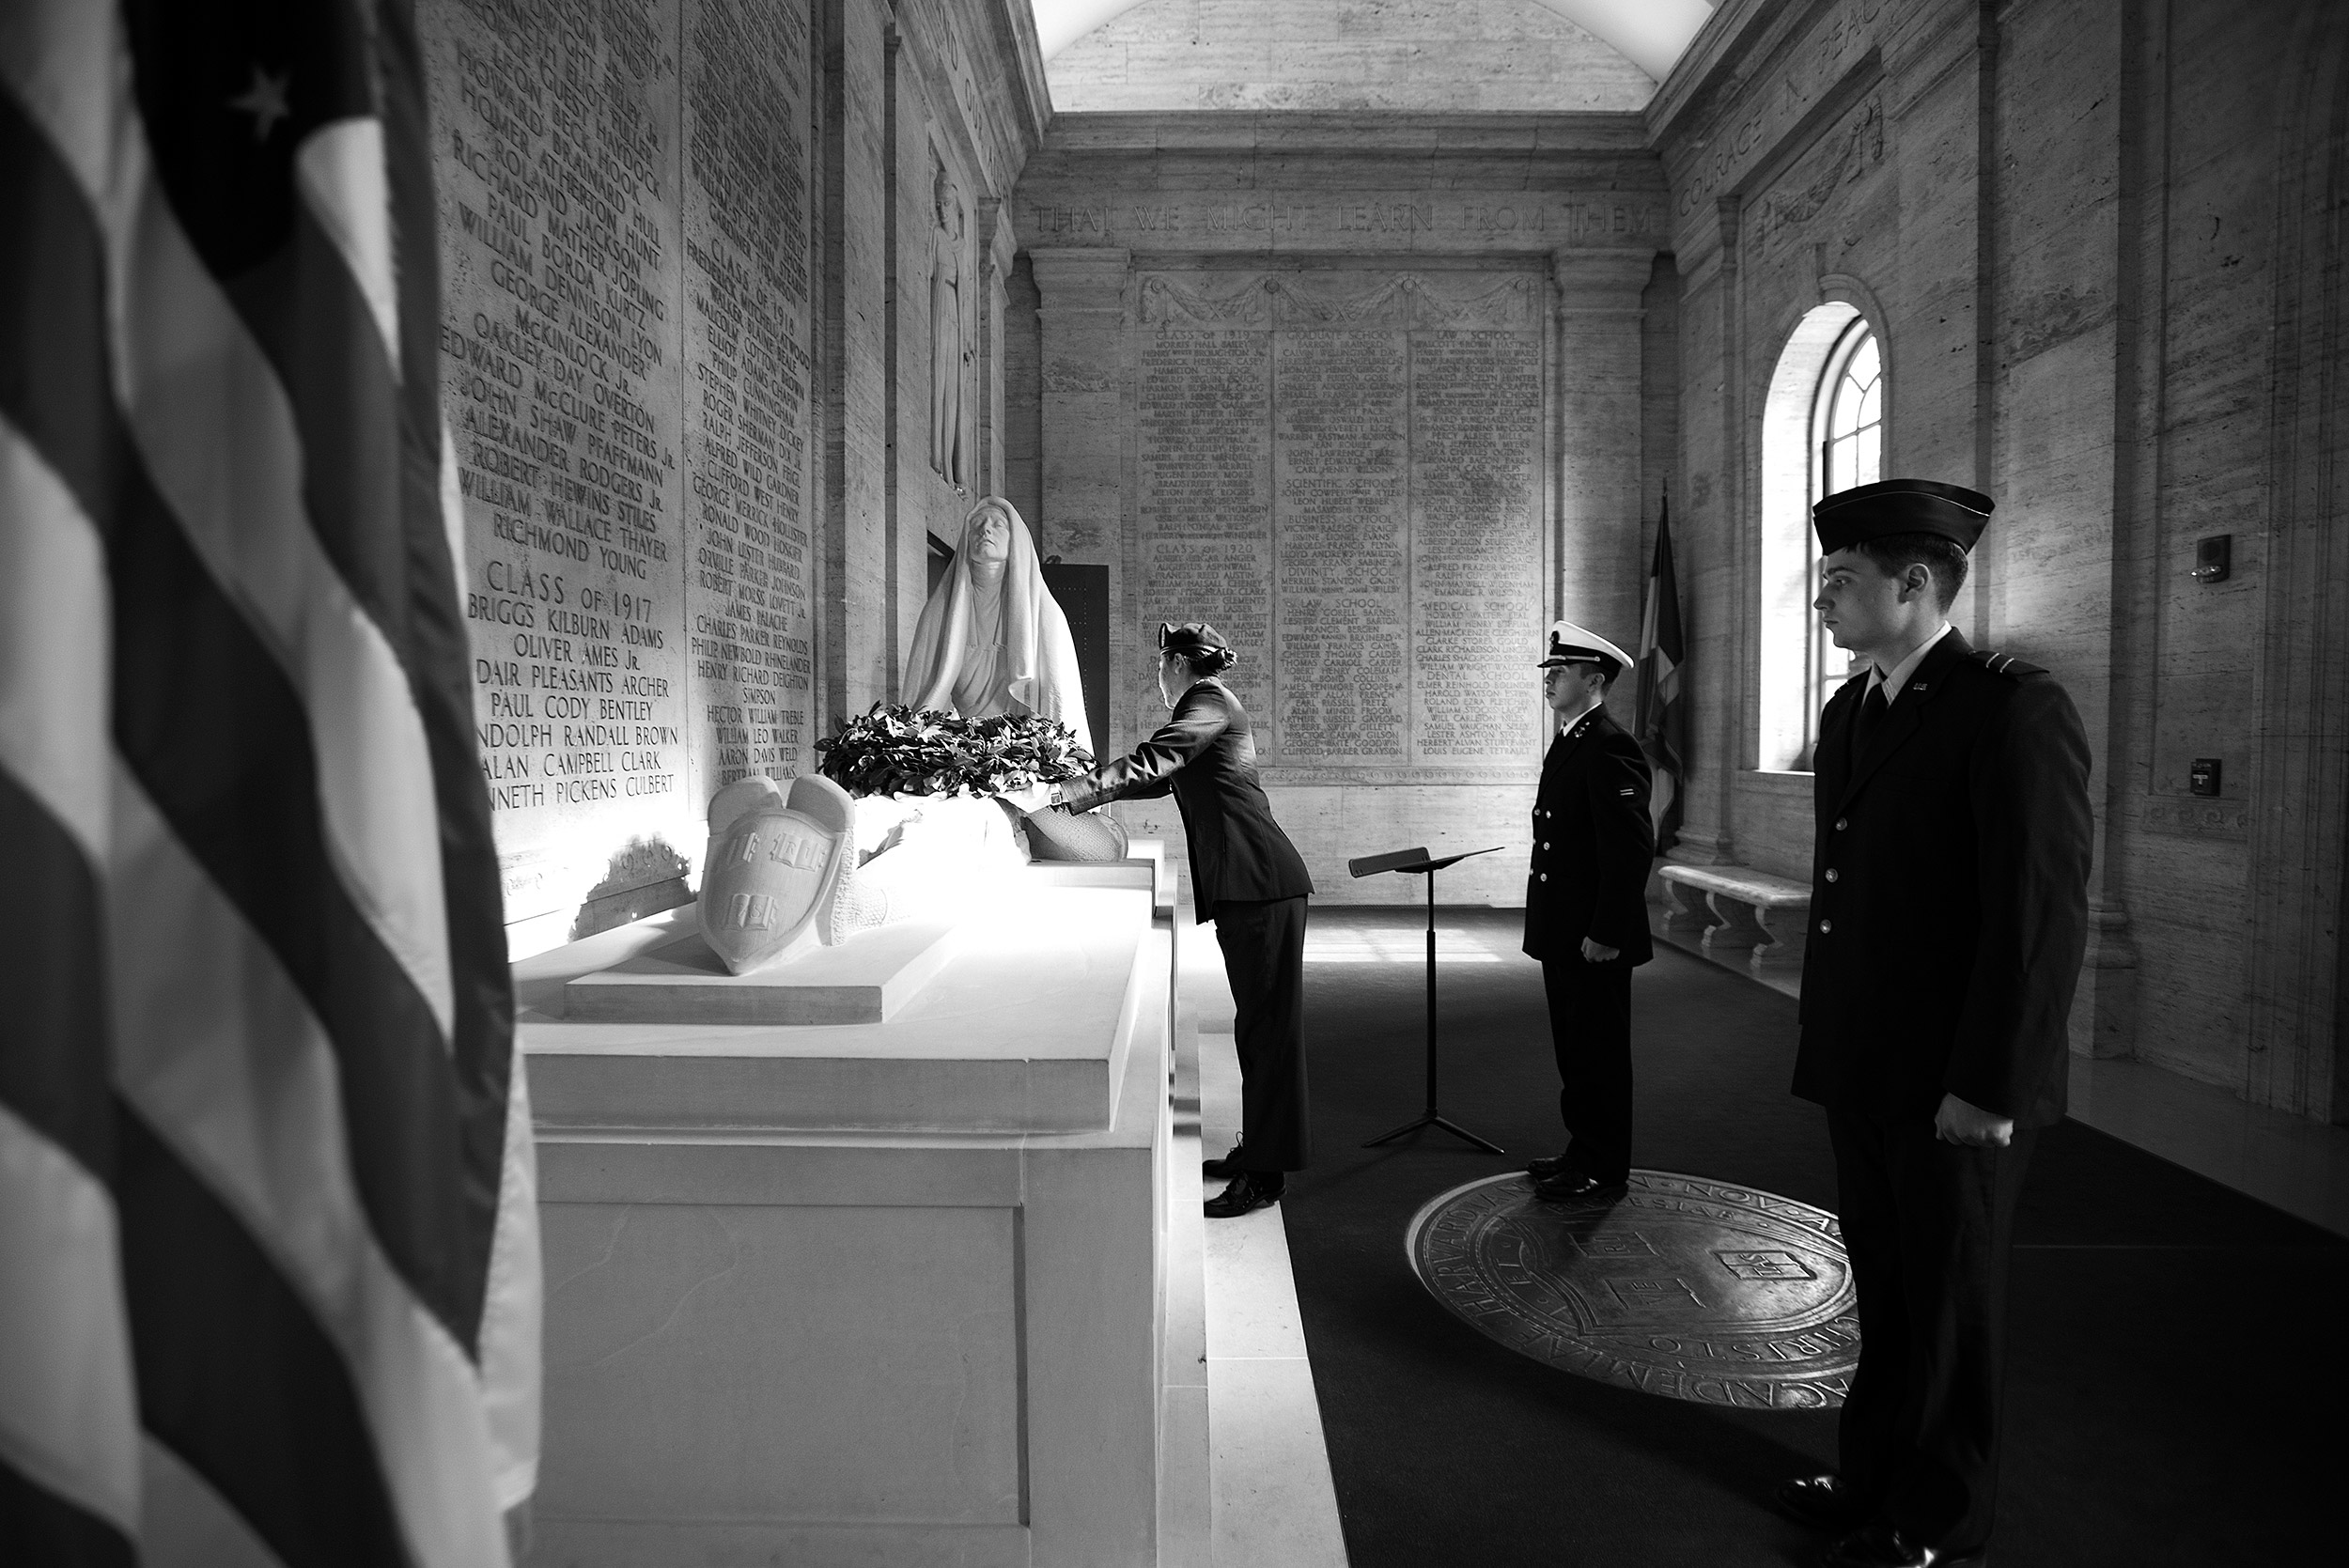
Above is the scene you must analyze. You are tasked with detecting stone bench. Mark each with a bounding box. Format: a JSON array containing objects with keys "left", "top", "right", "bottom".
[{"left": 1657, "top": 864, "right": 1812, "bottom": 976}]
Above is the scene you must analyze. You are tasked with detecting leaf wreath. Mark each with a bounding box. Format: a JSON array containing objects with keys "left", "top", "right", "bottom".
[{"left": 815, "top": 703, "right": 1094, "bottom": 799}]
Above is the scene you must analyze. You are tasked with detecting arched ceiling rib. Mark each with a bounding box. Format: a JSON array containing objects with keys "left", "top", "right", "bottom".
[{"left": 1030, "top": 0, "right": 1714, "bottom": 83}]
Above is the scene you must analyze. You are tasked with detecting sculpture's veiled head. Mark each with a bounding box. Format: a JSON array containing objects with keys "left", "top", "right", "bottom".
[
  {"left": 901, "top": 497, "right": 1094, "bottom": 756},
  {"left": 964, "top": 496, "right": 1016, "bottom": 568}
]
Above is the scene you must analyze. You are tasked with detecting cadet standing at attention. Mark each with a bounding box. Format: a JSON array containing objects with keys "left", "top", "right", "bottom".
[
  {"left": 1521, "top": 621, "right": 1655, "bottom": 1208},
  {"left": 1774, "top": 480, "right": 2092, "bottom": 1568}
]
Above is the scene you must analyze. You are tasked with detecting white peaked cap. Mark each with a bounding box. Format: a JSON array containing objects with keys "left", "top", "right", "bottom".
[{"left": 1538, "top": 619, "right": 1633, "bottom": 672}]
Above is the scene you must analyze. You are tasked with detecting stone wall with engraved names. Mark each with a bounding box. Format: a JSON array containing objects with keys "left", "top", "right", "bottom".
[
  {"left": 1019, "top": 115, "right": 1663, "bottom": 906},
  {"left": 424, "top": 0, "right": 1046, "bottom": 954},
  {"left": 1134, "top": 268, "right": 1547, "bottom": 785}
]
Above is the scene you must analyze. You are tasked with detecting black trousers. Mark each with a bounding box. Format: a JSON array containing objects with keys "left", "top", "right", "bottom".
[
  {"left": 1214, "top": 896, "right": 1310, "bottom": 1172},
  {"left": 1539, "top": 955, "right": 1634, "bottom": 1185},
  {"left": 1828, "top": 1106, "right": 2037, "bottom": 1553}
]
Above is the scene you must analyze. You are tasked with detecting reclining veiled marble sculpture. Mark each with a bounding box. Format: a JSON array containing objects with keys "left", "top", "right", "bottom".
[{"left": 698, "top": 774, "right": 1031, "bottom": 975}]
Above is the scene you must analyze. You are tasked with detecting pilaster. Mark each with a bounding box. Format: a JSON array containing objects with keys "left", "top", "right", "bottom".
[
  {"left": 1549, "top": 250, "right": 1654, "bottom": 732},
  {"left": 1670, "top": 200, "right": 1742, "bottom": 869},
  {"left": 1030, "top": 246, "right": 1132, "bottom": 745},
  {"left": 975, "top": 198, "right": 1020, "bottom": 499}
]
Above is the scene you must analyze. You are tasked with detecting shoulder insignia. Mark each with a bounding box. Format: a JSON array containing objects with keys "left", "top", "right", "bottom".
[{"left": 1968, "top": 648, "right": 2048, "bottom": 680}]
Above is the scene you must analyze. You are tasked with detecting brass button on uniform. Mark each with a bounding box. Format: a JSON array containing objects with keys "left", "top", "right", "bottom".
[
  {"left": 1542, "top": 841, "right": 1550, "bottom": 850},
  {"left": 1825, "top": 869, "right": 1839, "bottom": 882},
  {"left": 1834, "top": 816, "right": 1849, "bottom": 831},
  {"left": 1818, "top": 919, "right": 1833, "bottom": 933},
  {"left": 1540, "top": 873, "right": 1548, "bottom": 882}
]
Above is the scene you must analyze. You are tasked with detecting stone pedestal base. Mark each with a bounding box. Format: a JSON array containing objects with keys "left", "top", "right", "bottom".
[
  {"left": 518, "top": 871, "right": 1177, "bottom": 1566},
  {"left": 563, "top": 914, "right": 959, "bottom": 1025}
]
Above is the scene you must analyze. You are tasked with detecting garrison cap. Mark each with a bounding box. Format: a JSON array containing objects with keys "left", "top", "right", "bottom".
[
  {"left": 1158, "top": 620, "right": 1229, "bottom": 657},
  {"left": 1812, "top": 478, "right": 1994, "bottom": 553},
  {"left": 1158, "top": 621, "right": 1239, "bottom": 673},
  {"left": 1539, "top": 620, "right": 1632, "bottom": 676}
]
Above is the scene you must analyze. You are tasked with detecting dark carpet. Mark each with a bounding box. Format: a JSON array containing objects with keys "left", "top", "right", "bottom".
[{"left": 1283, "top": 908, "right": 2345, "bottom": 1567}]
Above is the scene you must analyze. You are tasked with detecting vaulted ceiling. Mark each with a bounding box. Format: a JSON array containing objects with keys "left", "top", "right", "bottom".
[{"left": 1029, "top": 0, "right": 1714, "bottom": 83}]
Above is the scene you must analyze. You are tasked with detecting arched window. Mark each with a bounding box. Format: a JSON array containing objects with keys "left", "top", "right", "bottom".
[
  {"left": 1757, "top": 305, "right": 1884, "bottom": 771},
  {"left": 1804, "top": 320, "right": 1882, "bottom": 757}
]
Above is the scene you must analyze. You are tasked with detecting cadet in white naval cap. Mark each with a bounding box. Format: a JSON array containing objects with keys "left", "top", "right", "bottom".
[{"left": 1520, "top": 619, "right": 1655, "bottom": 1207}]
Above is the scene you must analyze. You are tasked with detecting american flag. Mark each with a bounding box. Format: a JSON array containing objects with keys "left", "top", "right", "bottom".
[
  {"left": 1635, "top": 491, "right": 1686, "bottom": 850},
  {"left": 1, "top": 1, "right": 538, "bottom": 1563}
]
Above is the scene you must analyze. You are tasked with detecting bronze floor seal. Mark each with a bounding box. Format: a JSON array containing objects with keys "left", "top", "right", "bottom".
[{"left": 1406, "top": 1171, "right": 1857, "bottom": 1408}]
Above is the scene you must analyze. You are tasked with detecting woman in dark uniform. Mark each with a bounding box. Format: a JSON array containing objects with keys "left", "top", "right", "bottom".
[{"left": 1014, "top": 622, "right": 1315, "bottom": 1218}]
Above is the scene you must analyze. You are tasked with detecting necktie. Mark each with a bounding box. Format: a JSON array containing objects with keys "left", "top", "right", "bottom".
[{"left": 1853, "top": 682, "right": 1890, "bottom": 754}]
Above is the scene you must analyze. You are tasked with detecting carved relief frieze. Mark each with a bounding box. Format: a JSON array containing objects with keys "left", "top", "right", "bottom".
[
  {"left": 1747, "top": 95, "right": 1886, "bottom": 256},
  {"left": 1138, "top": 272, "right": 1272, "bottom": 327},
  {"left": 1668, "top": 0, "right": 1890, "bottom": 225},
  {"left": 1138, "top": 271, "right": 1538, "bottom": 332}
]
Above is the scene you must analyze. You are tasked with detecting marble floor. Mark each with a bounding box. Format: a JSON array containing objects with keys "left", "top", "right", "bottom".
[
  {"left": 1174, "top": 909, "right": 2349, "bottom": 1565},
  {"left": 1657, "top": 920, "right": 2349, "bottom": 1239},
  {"left": 2064, "top": 1050, "right": 2349, "bottom": 1237},
  {"left": 1180, "top": 920, "right": 1350, "bottom": 1568}
]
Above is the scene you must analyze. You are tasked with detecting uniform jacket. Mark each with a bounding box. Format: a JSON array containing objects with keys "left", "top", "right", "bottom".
[
  {"left": 1521, "top": 706, "right": 1656, "bottom": 965},
  {"left": 1795, "top": 630, "right": 2093, "bottom": 1126},
  {"left": 1060, "top": 678, "right": 1314, "bottom": 924}
]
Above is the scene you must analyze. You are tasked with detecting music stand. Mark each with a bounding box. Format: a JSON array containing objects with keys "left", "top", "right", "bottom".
[{"left": 1347, "top": 844, "right": 1507, "bottom": 1154}]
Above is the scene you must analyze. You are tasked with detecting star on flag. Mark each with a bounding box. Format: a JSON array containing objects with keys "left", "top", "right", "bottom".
[{"left": 228, "top": 61, "right": 291, "bottom": 141}]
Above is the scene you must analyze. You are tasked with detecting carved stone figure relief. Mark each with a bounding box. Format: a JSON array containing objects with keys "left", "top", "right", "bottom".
[{"left": 930, "top": 162, "right": 972, "bottom": 486}]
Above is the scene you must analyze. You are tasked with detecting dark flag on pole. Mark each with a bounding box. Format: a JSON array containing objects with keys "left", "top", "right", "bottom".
[
  {"left": 1635, "top": 493, "right": 1688, "bottom": 851},
  {"left": 2, "top": 1, "right": 538, "bottom": 1563}
]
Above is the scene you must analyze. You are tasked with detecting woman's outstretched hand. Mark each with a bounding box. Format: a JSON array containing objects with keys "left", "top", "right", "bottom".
[{"left": 998, "top": 781, "right": 1053, "bottom": 815}]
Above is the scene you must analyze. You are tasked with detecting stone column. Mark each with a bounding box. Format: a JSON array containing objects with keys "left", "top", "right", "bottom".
[
  {"left": 1662, "top": 205, "right": 1740, "bottom": 870},
  {"left": 1550, "top": 250, "right": 1654, "bottom": 720},
  {"left": 2243, "top": 13, "right": 2349, "bottom": 1115},
  {"left": 1030, "top": 246, "right": 1131, "bottom": 746},
  {"left": 974, "top": 198, "right": 1019, "bottom": 499},
  {"left": 820, "top": 0, "right": 892, "bottom": 726}
]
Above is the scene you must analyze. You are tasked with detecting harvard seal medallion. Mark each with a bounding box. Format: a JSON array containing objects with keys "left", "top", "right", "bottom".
[{"left": 1406, "top": 1171, "right": 1857, "bottom": 1408}]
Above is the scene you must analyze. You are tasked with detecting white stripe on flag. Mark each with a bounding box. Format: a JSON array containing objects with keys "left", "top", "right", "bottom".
[
  {"left": 0, "top": 1101, "right": 141, "bottom": 1540},
  {"left": 1650, "top": 648, "right": 1679, "bottom": 706},
  {"left": 109, "top": 769, "right": 510, "bottom": 1568},
  {"left": 139, "top": 1436, "right": 292, "bottom": 1568},
  {"left": 441, "top": 422, "right": 472, "bottom": 611},
  {"left": 0, "top": 0, "right": 118, "bottom": 203},
  {"left": 0, "top": 415, "right": 110, "bottom": 857},
  {"left": 0, "top": 37, "right": 460, "bottom": 1042},
  {"left": 477, "top": 1053, "right": 542, "bottom": 1510},
  {"left": 295, "top": 118, "right": 401, "bottom": 373}
]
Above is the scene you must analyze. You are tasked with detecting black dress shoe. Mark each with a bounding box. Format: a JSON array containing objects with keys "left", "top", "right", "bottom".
[
  {"left": 1204, "top": 1172, "right": 1284, "bottom": 1219},
  {"left": 1202, "top": 1144, "right": 1245, "bottom": 1180},
  {"left": 1822, "top": 1522, "right": 1985, "bottom": 1568},
  {"left": 1774, "top": 1474, "right": 1870, "bottom": 1532},
  {"left": 1524, "top": 1152, "right": 1575, "bottom": 1182},
  {"left": 1530, "top": 1172, "right": 1629, "bottom": 1207}
]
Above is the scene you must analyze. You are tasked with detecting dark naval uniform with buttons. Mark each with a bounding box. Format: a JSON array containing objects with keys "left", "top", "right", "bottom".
[
  {"left": 1798, "top": 629, "right": 2092, "bottom": 1553},
  {"left": 1521, "top": 706, "right": 1655, "bottom": 1185}
]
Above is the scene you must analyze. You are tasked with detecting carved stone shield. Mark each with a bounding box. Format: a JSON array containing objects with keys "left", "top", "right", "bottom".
[{"left": 698, "top": 775, "right": 855, "bottom": 974}]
